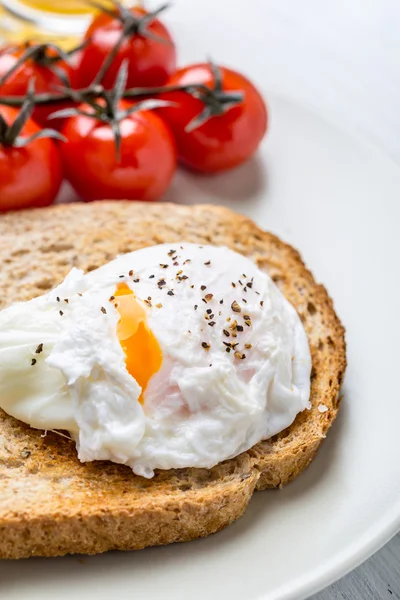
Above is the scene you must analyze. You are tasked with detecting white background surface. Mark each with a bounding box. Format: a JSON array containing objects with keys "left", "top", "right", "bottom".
[
  {"left": 241, "top": 0, "right": 400, "bottom": 167},
  {"left": 246, "top": 2, "right": 400, "bottom": 597}
]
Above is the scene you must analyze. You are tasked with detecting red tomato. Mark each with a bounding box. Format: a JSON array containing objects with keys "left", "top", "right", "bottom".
[
  {"left": 0, "top": 107, "right": 63, "bottom": 212},
  {"left": 75, "top": 6, "right": 176, "bottom": 90},
  {"left": 159, "top": 63, "right": 268, "bottom": 173},
  {"left": 0, "top": 44, "right": 74, "bottom": 128},
  {"left": 59, "top": 100, "right": 177, "bottom": 202}
]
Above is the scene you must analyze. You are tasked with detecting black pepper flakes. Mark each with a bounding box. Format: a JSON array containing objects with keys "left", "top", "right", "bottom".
[
  {"left": 219, "top": 299, "right": 224, "bottom": 305},
  {"left": 101, "top": 307, "right": 107, "bottom": 314},
  {"left": 31, "top": 358, "right": 37, "bottom": 366},
  {"left": 194, "top": 304, "right": 198, "bottom": 310},
  {"left": 260, "top": 300, "right": 264, "bottom": 307},
  {"left": 223, "top": 329, "right": 230, "bottom": 337},
  {"left": 133, "top": 278, "right": 140, "bottom": 283},
  {"left": 236, "top": 325, "right": 244, "bottom": 332},
  {"left": 109, "top": 295, "right": 115, "bottom": 301},
  {"left": 247, "top": 281, "right": 253, "bottom": 289},
  {"left": 64, "top": 298, "right": 69, "bottom": 304},
  {"left": 35, "top": 343, "right": 43, "bottom": 354},
  {"left": 204, "top": 260, "right": 211, "bottom": 266},
  {"left": 149, "top": 274, "right": 155, "bottom": 279},
  {"left": 160, "top": 263, "right": 169, "bottom": 269},
  {"left": 243, "top": 315, "right": 251, "bottom": 321},
  {"left": 231, "top": 300, "right": 241, "bottom": 313},
  {"left": 208, "top": 321, "right": 216, "bottom": 327},
  {"left": 59, "top": 310, "right": 64, "bottom": 316},
  {"left": 119, "top": 274, "right": 124, "bottom": 278},
  {"left": 56, "top": 296, "right": 60, "bottom": 302},
  {"left": 206, "top": 308, "right": 212, "bottom": 314},
  {"left": 173, "top": 261, "right": 179, "bottom": 266},
  {"left": 158, "top": 279, "right": 166, "bottom": 288},
  {"left": 202, "top": 342, "right": 210, "bottom": 350},
  {"left": 167, "top": 290, "right": 174, "bottom": 296},
  {"left": 231, "top": 282, "right": 236, "bottom": 288},
  {"left": 168, "top": 249, "right": 176, "bottom": 256},
  {"left": 242, "top": 298, "right": 248, "bottom": 303},
  {"left": 129, "top": 269, "right": 134, "bottom": 276},
  {"left": 225, "top": 347, "right": 231, "bottom": 353},
  {"left": 200, "top": 285, "right": 207, "bottom": 291}
]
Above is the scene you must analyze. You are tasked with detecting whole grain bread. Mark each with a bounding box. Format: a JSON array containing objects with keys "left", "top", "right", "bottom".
[{"left": 0, "top": 202, "right": 346, "bottom": 559}]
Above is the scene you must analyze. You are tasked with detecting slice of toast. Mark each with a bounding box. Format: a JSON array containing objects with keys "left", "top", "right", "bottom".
[{"left": 0, "top": 202, "right": 346, "bottom": 559}]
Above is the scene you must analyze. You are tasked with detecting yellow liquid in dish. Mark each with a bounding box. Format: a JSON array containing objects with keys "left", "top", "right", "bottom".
[
  {"left": 0, "top": 0, "right": 138, "bottom": 48},
  {"left": 18, "top": 0, "right": 112, "bottom": 15}
]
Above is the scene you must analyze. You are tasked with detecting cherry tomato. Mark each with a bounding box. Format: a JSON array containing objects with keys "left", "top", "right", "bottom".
[
  {"left": 59, "top": 100, "right": 177, "bottom": 202},
  {"left": 0, "top": 107, "right": 63, "bottom": 212},
  {"left": 75, "top": 6, "right": 176, "bottom": 90},
  {"left": 159, "top": 63, "right": 268, "bottom": 173},
  {"left": 0, "top": 44, "right": 74, "bottom": 128}
]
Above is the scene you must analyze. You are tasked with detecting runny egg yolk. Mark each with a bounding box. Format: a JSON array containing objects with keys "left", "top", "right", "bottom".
[{"left": 114, "top": 283, "right": 162, "bottom": 403}]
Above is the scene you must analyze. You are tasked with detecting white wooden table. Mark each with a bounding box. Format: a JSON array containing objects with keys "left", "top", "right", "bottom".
[{"left": 261, "top": 2, "right": 400, "bottom": 596}]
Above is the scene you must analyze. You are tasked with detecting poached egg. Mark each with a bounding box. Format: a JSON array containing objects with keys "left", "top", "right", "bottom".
[{"left": 0, "top": 243, "right": 311, "bottom": 478}]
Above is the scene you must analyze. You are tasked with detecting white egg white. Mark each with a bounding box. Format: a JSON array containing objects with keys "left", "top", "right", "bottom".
[{"left": 0, "top": 243, "right": 311, "bottom": 478}]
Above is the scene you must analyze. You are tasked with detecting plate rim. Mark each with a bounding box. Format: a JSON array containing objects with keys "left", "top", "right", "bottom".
[{"left": 262, "top": 92, "right": 400, "bottom": 599}]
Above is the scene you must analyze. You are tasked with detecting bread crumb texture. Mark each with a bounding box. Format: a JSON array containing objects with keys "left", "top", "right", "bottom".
[{"left": 0, "top": 202, "right": 346, "bottom": 559}]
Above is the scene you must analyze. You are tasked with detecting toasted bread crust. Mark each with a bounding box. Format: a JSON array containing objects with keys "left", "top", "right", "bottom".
[{"left": 0, "top": 202, "right": 346, "bottom": 559}]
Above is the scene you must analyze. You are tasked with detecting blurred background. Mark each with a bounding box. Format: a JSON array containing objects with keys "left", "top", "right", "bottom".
[{"left": 1, "top": 0, "right": 398, "bottom": 163}]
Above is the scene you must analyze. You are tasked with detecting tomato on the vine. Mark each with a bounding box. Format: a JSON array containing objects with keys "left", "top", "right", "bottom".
[
  {"left": 159, "top": 63, "right": 268, "bottom": 173},
  {"left": 58, "top": 99, "right": 177, "bottom": 202},
  {"left": 0, "top": 106, "right": 63, "bottom": 212},
  {"left": 0, "top": 44, "right": 75, "bottom": 128},
  {"left": 75, "top": 5, "right": 176, "bottom": 90}
]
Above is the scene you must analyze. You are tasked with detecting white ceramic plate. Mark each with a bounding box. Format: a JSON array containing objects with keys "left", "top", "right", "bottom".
[{"left": 2, "top": 1, "right": 400, "bottom": 598}]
